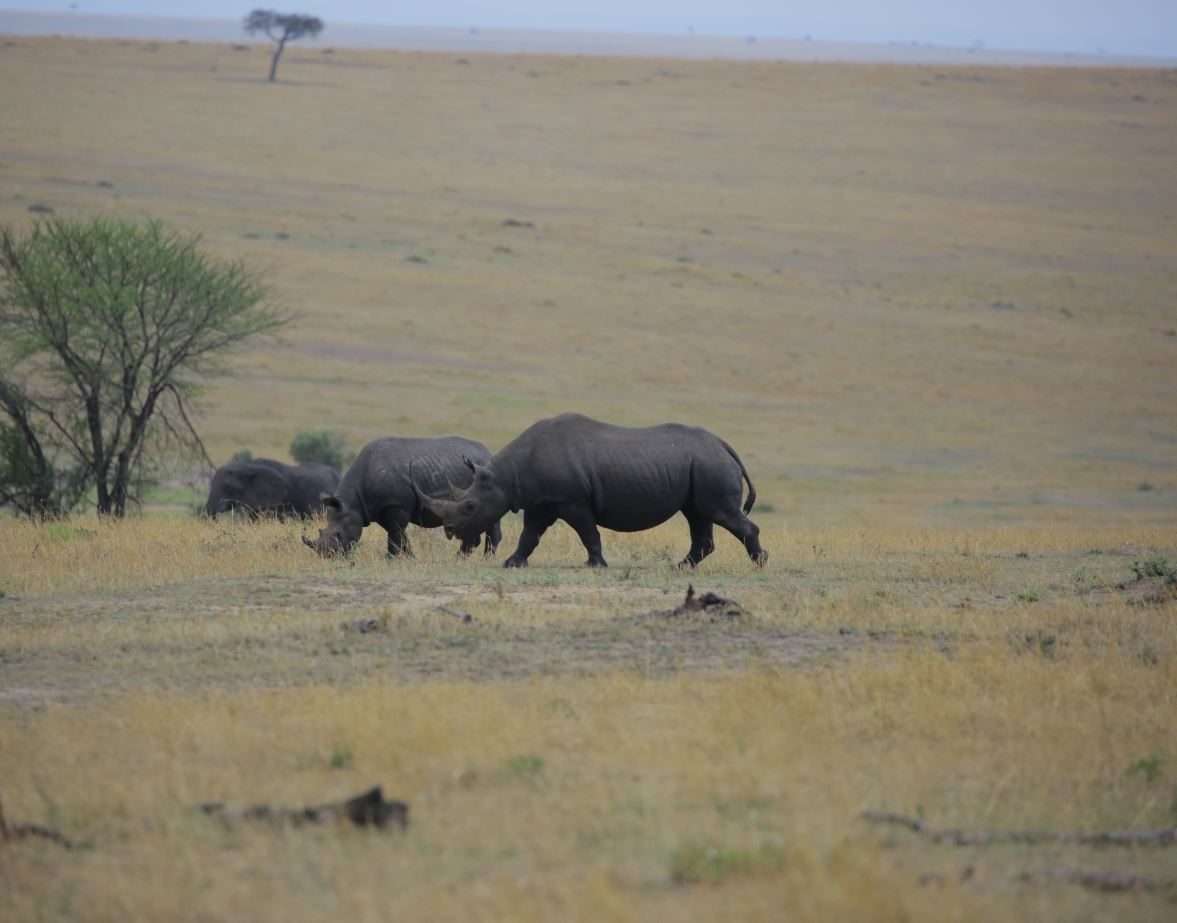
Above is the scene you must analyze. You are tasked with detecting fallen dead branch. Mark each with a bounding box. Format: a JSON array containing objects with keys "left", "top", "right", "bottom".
[
  {"left": 0, "top": 796, "right": 75, "bottom": 849},
  {"left": 641, "top": 584, "right": 748, "bottom": 621},
  {"left": 342, "top": 615, "right": 388, "bottom": 633},
  {"left": 200, "top": 785, "right": 408, "bottom": 831},
  {"left": 1016, "top": 867, "right": 1177, "bottom": 894},
  {"left": 862, "top": 811, "right": 1177, "bottom": 848},
  {"left": 437, "top": 605, "right": 474, "bottom": 624}
]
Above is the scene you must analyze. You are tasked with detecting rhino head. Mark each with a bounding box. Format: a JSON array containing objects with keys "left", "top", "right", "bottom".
[
  {"left": 301, "top": 494, "right": 364, "bottom": 556},
  {"left": 413, "top": 458, "right": 509, "bottom": 540}
]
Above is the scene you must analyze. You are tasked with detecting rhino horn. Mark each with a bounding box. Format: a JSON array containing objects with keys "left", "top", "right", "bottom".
[
  {"left": 409, "top": 461, "right": 457, "bottom": 518},
  {"left": 419, "top": 487, "right": 456, "bottom": 519},
  {"left": 301, "top": 534, "right": 316, "bottom": 549}
]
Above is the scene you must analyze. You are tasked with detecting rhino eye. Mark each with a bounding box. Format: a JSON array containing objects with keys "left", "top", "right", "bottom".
[{"left": 464, "top": 501, "right": 476, "bottom": 514}]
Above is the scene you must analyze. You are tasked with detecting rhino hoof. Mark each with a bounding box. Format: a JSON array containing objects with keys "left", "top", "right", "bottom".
[{"left": 503, "top": 557, "right": 527, "bottom": 568}]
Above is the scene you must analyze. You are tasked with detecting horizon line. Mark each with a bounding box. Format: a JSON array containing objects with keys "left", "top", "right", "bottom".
[{"left": 2, "top": 9, "right": 1175, "bottom": 67}]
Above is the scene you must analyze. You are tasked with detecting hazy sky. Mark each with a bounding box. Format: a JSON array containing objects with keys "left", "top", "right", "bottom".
[{"left": 10, "top": 1, "right": 1177, "bottom": 57}]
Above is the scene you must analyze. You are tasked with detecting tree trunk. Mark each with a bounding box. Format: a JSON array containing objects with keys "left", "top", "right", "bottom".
[
  {"left": 0, "top": 382, "right": 60, "bottom": 517},
  {"left": 268, "top": 39, "right": 286, "bottom": 82},
  {"left": 112, "top": 453, "right": 129, "bottom": 518}
]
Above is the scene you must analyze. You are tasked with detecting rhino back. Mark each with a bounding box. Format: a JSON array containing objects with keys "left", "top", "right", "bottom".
[
  {"left": 499, "top": 414, "right": 739, "bottom": 531},
  {"left": 236, "top": 462, "right": 294, "bottom": 513},
  {"left": 287, "top": 463, "right": 341, "bottom": 515},
  {"left": 342, "top": 436, "right": 492, "bottom": 511},
  {"left": 207, "top": 460, "right": 289, "bottom": 513}
]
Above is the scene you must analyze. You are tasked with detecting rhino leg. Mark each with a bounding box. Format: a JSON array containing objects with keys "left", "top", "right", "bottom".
[
  {"left": 712, "top": 509, "right": 768, "bottom": 566},
  {"left": 382, "top": 517, "right": 412, "bottom": 557},
  {"left": 680, "top": 512, "right": 716, "bottom": 568},
  {"left": 560, "top": 506, "right": 608, "bottom": 568},
  {"left": 483, "top": 521, "right": 502, "bottom": 557},
  {"left": 457, "top": 532, "right": 480, "bottom": 556},
  {"left": 504, "top": 508, "right": 557, "bottom": 568}
]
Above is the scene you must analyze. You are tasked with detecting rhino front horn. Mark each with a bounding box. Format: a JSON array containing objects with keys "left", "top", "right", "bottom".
[
  {"left": 421, "top": 490, "right": 455, "bottom": 519},
  {"left": 409, "top": 475, "right": 451, "bottom": 518}
]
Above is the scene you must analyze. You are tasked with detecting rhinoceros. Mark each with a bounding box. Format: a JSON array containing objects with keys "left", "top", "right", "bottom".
[
  {"left": 205, "top": 458, "right": 341, "bottom": 520},
  {"left": 302, "top": 435, "right": 502, "bottom": 557},
  {"left": 414, "top": 413, "right": 767, "bottom": 568}
]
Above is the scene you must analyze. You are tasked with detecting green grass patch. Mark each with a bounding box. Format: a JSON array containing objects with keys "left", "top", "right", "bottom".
[{"left": 670, "top": 840, "right": 787, "bottom": 885}]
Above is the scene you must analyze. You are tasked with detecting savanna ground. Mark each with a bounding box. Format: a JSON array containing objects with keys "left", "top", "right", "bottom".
[{"left": 1, "top": 35, "right": 1176, "bottom": 922}]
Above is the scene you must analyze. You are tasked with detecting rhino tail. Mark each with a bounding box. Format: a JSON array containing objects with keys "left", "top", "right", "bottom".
[{"left": 719, "top": 438, "right": 757, "bottom": 514}]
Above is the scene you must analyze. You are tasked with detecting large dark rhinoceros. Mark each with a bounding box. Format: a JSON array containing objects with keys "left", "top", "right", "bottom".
[
  {"left": 205, "top": 458, "right": 341, "bottom": 520},
  {"left": 414, "top": 413, "right": 767, "bottom": 569},
  {"left": 302, "top": 436, "right": 502, "bottom": 557}
]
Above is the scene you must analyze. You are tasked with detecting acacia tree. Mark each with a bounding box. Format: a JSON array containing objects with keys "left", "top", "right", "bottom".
[
  {"left": 244, "top": 9, "right": 324, "bottom": 82},
  {"left": 0, "top": 216, "right": 289, "bottom": 517}
]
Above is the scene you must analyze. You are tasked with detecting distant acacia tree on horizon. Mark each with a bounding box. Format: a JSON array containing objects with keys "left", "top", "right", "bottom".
[{"left": 244, "top": 9, "right": 324, "bottom": 82}]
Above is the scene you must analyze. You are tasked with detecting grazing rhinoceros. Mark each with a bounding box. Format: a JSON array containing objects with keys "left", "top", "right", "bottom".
[
  {"left": 414, "top": 413, "right": 767, "bottom": 568},
  {"left": 205, "top": 458, "right": 341, "bottom": 520},
  {"left": 302, "top": 436, "right": 502, "bottom": 557}
]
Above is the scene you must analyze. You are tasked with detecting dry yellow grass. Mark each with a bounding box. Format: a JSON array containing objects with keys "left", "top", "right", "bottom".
[
  {"left": 3, "top": 649, "right": 1175, "bottom": 921},
  {"left": 2, "top": 34, "right": 1176, "bottom": 922},
  {"left": 2, "top": 518, "right": 1175, "bottom": 920}
]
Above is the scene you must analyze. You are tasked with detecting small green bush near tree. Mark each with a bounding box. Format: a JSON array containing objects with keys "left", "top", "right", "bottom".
[{"left": 290, "top": 429, "right": 348, "bottom": 470}]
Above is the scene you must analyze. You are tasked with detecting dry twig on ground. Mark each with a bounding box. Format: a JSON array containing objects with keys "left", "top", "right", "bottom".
[
  {"left": 0, "top": 795, "right": 76, "bottom": 849},
  {"left": 862, "top": 811, "right": 1177, "bottom": 847},
  {"left": 201, "top": 785, "right": 408, "bottom": 831}
]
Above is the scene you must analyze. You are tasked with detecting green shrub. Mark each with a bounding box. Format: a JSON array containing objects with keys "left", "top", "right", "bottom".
[
  {"left": 670, "top": 840, "right": 786, "bottom": 885},
  {"left": 290, "top": 429, "right": 348, "bottom": 470},
  {"left": 1126, "top": 755, "right": 1164, "bottom": 783},
  {"left": 1016, "top": 586, "right": 1041, "bottom": 603},
  {"left": 1130, "top": 555, "right": 1176, "bottom": 586},
  {"left": 506, "top": 754, "right": 545, "bottom": 777}
]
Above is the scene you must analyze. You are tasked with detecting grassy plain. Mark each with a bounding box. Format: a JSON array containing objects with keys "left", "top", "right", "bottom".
[{"left": 1, "top": 35, "right": 1176, "bottom": 922}]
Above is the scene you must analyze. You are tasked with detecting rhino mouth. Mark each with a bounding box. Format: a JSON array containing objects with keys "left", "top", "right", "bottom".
[{"left": 444, "top": 525, "right": 456, "bottom": 540}]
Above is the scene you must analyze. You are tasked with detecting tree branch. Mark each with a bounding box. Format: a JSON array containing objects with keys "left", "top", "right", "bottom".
[
  {"left": 862, "top": 811, "right": 1177, "bottom": 848},
  {"left": 1016, "top": 867, "right": 1177, "bottom": 894}
]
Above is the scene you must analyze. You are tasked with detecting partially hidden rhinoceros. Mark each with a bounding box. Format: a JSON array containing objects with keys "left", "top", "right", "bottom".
[
  {"left": 413, "top": 413, "right": 767, "bottom": 568},
  {"left": 205, "top": 458, "right": 340, "bottom": 520},
  {"left": 303, "top": 435, "right": 502, "bottom": 557}
]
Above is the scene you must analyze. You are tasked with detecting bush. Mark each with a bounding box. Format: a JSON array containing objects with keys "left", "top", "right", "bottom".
[
  {"left": 290, "top": 429, "right": 348, "bottom": 470},
  {"left": 1130, "top": 555, "right": 1177, "bottom": 586},
  {"left": 230, "top": 449, "right": 253, "bottom": 464},
  {"left": 0, "top": 215, "right": 285, "bottom": 516}
]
